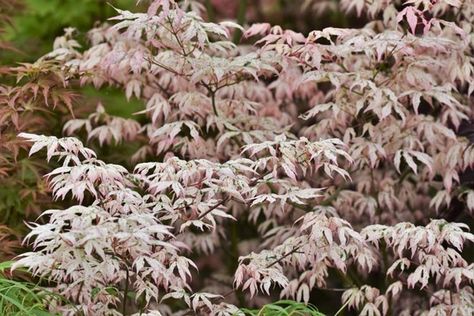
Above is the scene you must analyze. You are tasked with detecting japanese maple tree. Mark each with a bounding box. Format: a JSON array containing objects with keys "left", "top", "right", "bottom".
[{"left": 8, "top": 0, "right": 474, "bottom": 315}]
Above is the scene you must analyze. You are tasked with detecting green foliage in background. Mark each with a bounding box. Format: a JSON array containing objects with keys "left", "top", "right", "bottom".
[
  {"left": 2, "top": 0, "right": 139, "bottom": 61},
  {"left": 0, "top": 261, "right": 63, "bottom": 316},
  {"left": 241, "top": 300, "right": 325, "bottom": 316},
  {"left": 81, "top": 86, "right": 144, "bottom": 118}
]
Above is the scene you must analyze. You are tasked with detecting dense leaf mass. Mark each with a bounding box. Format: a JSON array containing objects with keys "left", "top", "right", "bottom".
[{"left": 1, "top": 0, "right": 474, "bottom": 315}]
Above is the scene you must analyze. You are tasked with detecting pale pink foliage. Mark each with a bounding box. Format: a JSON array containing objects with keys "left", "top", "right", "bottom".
[
  {"left": 16, "top": 130, "right": 349, "bottom": 314},
  {"left": 14, "top": 0, "right": 474, "bottom": 315}
]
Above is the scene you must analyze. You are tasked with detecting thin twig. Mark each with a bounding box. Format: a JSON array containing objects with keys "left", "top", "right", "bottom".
[{"left": 122, "top": 266, "right": 130, "bottom": 316}]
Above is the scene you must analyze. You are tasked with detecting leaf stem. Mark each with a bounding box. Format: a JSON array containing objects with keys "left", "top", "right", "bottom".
[
  {"left": 210, "top": 90, "right": 219, "bottom": 116},
  {"left": 122, "top": 266, "right": 130, "bottom": 316},
  {"left": 334, "top": 298, "right": 350, "bottom": 316}
]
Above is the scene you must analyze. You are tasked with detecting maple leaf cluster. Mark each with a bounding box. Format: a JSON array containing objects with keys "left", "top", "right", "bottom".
[{"left": 2, "top": 0, "right": 474, "bottom": 315}]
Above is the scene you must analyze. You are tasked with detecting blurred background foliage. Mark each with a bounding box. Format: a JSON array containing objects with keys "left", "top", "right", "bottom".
[{"left": 1, "top": 0, "right": 138, "bottom": 63}]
